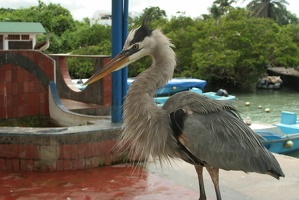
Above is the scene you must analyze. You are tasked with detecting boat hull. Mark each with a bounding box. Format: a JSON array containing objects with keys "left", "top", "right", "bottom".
[
  {"left": 128, "top": 78, "right": 207, "bottom": 96},
  {"left": 251, "top": 120, "right": 299, "bottom": 155}
]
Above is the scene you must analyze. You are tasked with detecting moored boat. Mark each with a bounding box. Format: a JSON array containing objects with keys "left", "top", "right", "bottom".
[
  {"left": 250, "top": 111, "right": 299, "bottom": 155},
  {"left": 202, "top": 90, "right": 236, "bottom": 101},
  {"left": 73, "top": 78, "right": 236, "bottom": 103},
  {"left": 256, "top": 75, "right": 283, "bottom": 90},
  {"left": 151, "top": 81, "right": 236, "bottom": 106},
  {"left": 127, "top": 77, "right": 207, "bottom": 96}
]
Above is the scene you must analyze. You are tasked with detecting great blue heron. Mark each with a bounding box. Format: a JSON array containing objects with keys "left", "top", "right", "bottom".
[
  {"left": 34, "top": 32, "right": 50, "bottom": 51},
  {"left": 84, "top": 21, "right": 284, "bottom": 200}
]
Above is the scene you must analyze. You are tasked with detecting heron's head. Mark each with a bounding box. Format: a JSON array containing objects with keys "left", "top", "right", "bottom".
[{"left": 84, "top": 22, "right": 154, "bottom": 86}]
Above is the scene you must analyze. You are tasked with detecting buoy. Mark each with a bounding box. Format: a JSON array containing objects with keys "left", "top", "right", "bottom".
[
  {"left": 244, "top": 117, "right": 251, "bottom": 125},
  {"left": 258, "top": 105, "right": 262, "bottom": 109},
  {"left": 265, "top": 108, "right": 270, "bottom": 113},
  {"left": 285, "top": 140, "right": 294, "bottom": 148},
  {"left": 245, "top": 102, "right": 250, "bottom": 106}
]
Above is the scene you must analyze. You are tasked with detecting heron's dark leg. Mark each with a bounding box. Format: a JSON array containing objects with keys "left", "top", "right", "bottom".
[
  {"left": 194, "top": 165, "right": 206, "bottom": 200},
  {"left": 205, "top": 165, "right": 222, "bottom": 200}
]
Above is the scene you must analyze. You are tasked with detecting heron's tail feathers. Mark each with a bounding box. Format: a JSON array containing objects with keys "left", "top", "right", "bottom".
[
  {"left": 267, "top": 166, "right": 285, "bottom": 179},
  {"left": 265, "top": 152, "right": 285, "bottom": 179}
]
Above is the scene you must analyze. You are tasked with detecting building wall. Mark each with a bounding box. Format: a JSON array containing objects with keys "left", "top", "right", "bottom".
[{"left": 1, "top": 34, "right": 38, "bottom": 50}]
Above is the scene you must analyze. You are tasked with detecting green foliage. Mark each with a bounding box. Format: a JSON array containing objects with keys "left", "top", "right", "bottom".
[
  {"left": 163, "top": 16, "right": 198, "bottom": 77},
  {"left": 209, "top": 0, "right": 237, "bottom": 18},
  {"left": 132, "top": 6, "right": 167, "bottom": 25},
  {"left": 1, "top": 1, "right": 299, "bottom": 90},
  {"left": 191, "top": 9, "right": 299, "bottom": 90},
  {"left": 127, "top": 6, "right": 168, "bottom": 77},
  {"left": 67, "top": 44, "right": 111, "bottom": 79},
  {"left": 245, "top": 0, "right": 292, "bottom": 25}
]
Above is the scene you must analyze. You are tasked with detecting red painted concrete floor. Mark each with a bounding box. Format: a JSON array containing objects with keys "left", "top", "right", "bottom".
[
  {"left": 0, "top": 164, "right": 198, "bottom": 200},
  {"left": 1, "top": 154, "right": 298, "bottom": 200}
]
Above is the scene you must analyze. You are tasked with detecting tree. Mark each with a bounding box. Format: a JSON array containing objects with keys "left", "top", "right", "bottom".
[
  {"left": 132, "top": 6, "right": 167, "bottom": 26},
  {"left": 209, "top": 0, "right": 237, "bottom": 18},
  {"left": 246, "top": 0, "right": 289, "bottom": 24},
  {"left": 191, "top": 9, "right": 299, "bottom": 90},
  {"left": 33, "top": 0, "right": 75, "bottom": 35},
  {"left": 65, "top": 23, "right": 111, "bottom": 78},
  {"left": 67, "top": 45, "right": 111, "bottom": 79},
  {"left": 163, "top": 16, "right": 198, "bottom": 77},
  {"left": 128, "top": 7, "right": 168, "bottom": 77}
]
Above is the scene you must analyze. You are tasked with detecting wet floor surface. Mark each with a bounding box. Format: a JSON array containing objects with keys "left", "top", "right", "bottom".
[
  {"left": 0, "top": 154, "right": 298, "bottom": 200},
  {"left": 0, "top": 164, "right": 198, "bottom": 200}
]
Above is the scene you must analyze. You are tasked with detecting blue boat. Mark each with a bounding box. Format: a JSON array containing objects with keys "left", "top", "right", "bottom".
[
  {"left": 74, "top": 78, "right": 236, "bottom": 102},
  {"left": 154, "top": 87, "right": 203, "bottom": 106},
  {"left": 153, "top": 87, "right": 236, "bottom": 106},
  {"left": 127, "top": 77, "right": 207, "bottom": 96},
  {"left": 147, "top": 78, "right": 236, "bottom": 105},
  {"left": 202, "top": 91, "right": 236, "bottom": 101},
  {"left": 251, "top": 111, "right": 299, "bottom": 155}
]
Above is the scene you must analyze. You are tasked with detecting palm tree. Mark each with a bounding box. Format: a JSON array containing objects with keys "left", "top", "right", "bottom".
[
  {"left": 209, "top": 0, "right": 237, "bottom": 18},
  {"left": 246, "top": 0, "right": 289, "bottom": 20},
  {"left": 214, "top": 0, "right": 237, "bottom": 7}
]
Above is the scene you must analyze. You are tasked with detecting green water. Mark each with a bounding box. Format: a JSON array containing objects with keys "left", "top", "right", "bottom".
[
  {"left": 232, "top": 88, "right": 299, "bottom": 158},
  {"left": 233, "top": 88, "right": 299, "bottom": 124}
]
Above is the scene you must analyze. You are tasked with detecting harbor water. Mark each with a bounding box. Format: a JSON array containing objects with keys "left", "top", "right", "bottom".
[
  {"left": 233, "top": 87, "right": 299, "bottom": 158},
  {"left": 234, "top": 88, "right": 299, "bottom": 124}
]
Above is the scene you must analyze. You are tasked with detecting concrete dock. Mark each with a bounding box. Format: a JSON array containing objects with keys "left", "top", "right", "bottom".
[
  {"left": 0, "top": 153, "right": 298, "bottom": 200},
  {"left": 147, "top": 154, "right": 298, "bottom": 200}
]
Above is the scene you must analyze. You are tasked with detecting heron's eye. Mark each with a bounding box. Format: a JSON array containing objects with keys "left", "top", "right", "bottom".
[{"left": 132, "top": 44, "right": 139, "bottom": 49}]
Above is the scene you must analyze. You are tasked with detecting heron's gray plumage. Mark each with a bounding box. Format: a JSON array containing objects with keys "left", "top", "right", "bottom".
[
  {"left": 117, "top": 28, "right": 178, "bottom": 162},
  {"left": 163, "top": 91, "right": 283, "bottom": 178},
  {"left": 85, "top": 22, "right": 284, "bottom": 200}
]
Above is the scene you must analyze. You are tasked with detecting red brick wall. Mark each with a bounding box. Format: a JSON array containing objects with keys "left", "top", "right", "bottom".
[
  {"left": 0, "top": 51, "right": 54, "bottom": 119},
  {"left": 53, "top": 55, "right": 112, "bottom": 106},
  {"left": 0, "top": 140, "right": 119, "bottom": 171},
  {"left": 0, "top": 51, "right": 113, "bottom": 119},
  {"left": 0, "top": 128, "right": 126, "bottom": 171}
]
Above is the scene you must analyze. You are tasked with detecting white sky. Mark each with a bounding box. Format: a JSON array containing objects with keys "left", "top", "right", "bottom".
[{"left": 1, "top": 0, "right": 299, "bottom": 21}]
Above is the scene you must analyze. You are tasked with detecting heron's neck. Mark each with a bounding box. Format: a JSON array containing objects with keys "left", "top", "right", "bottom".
[
  {"left": 120, "top": 38, "right": 177, "bottom": 162},
  {"left": 129, "top": 46, "right": 176, "bottom": 97},
  {"left": 123, "top": 40, "right": 176, "bottom": 121}
]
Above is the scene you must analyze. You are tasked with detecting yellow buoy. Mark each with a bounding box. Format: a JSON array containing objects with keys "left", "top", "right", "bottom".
[
  {"left": 285, "top": 140, "right": 294, "bottom": 148},
  {"left": 265, "top": 108, "right": 270, "bottom": 113},
  {"left": 245, "top": 102, "right": 250, "bottom": 106},
  {"left": 258, "top": 105, "right": 262, "bottom": 109}
]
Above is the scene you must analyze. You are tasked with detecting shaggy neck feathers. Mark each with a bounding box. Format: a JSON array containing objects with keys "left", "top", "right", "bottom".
[{"left": 117, "top": 29, "right": 177, "bottom": 162}]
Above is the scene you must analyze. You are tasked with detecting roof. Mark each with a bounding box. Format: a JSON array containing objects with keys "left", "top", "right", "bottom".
[{"left": 0, "top": 22, "right": 46, "bottom": 33}]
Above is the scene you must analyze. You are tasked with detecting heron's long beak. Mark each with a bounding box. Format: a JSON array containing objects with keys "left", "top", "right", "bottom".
[{"left": 83, "top": 50, "right": 130, "bottom": 85}]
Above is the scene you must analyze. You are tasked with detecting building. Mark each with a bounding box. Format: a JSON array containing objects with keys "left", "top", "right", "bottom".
[
  {"left": 90, "top": 10, "right": 112, "bottom": 26},
  {"left": 0, "top": 22, "right": 46, "bottom": 50},
  {"left": 90, "top": 10, "right": 141, "bottom": 26}
]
